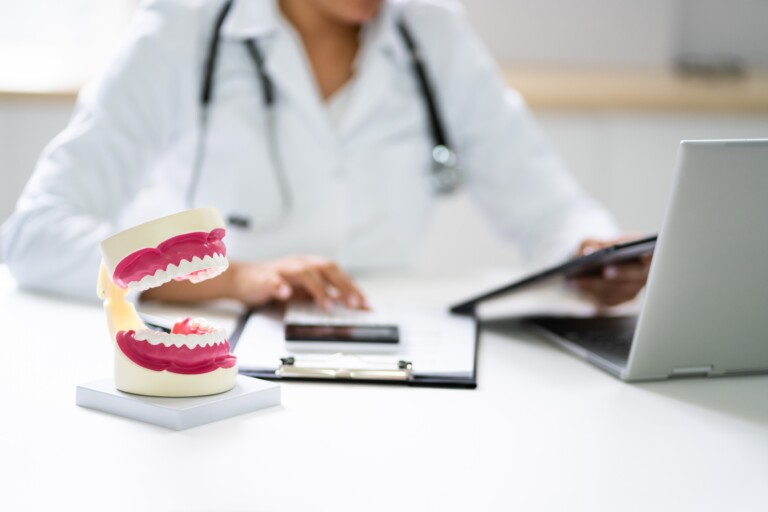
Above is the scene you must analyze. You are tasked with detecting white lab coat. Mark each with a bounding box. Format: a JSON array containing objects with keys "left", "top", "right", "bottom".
[{"left": 2, "top": 0, "right": 618, "bottom": 300}]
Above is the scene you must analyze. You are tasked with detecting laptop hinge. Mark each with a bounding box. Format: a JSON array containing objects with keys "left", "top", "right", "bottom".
[{"left": 669, "top": 365, "right": 713, "bottom": 378}]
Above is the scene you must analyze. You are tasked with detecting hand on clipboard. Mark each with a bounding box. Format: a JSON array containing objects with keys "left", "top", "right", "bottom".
[{"left": 567, "top": 236, "right": 655, "bottom": 307}]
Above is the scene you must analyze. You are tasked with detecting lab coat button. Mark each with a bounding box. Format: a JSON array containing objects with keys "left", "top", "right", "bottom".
[{"left": 227, "top": 214, "right": 250, "bottom": 229}]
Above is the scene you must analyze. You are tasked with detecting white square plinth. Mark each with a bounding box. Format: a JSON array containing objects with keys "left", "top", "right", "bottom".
[{"left": 76, "top": 375, "right": 281, "bottom": 430}]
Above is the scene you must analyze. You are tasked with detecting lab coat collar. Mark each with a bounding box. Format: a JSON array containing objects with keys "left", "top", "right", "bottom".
[
  {"left": 219, "top": 0, "right": 411, "bottom": 141},
  {"left": 220, "top": 0, "right": 279, "bottom": 39},
  {"left": 336, "top": 2, "right": 412, "bottom": 137},
  {"left": 220, "top": 0, "right": 409, "bottom": 66},
  {"left": 361, "top": 1, "right": 410, "bottom": 67}
]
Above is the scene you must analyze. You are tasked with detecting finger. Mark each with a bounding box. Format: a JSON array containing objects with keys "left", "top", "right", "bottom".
[
  {"left": 267, "top": 273, "right": 293, "bottom": 302},
  {"left": 577, "top": 234, "right": 647, "bottom": 257},
  {"left": 317, "top": 262, "right": 368, "bottom": 309},
  {"left": 290, "top": 268, "right": 333, "bottom": 311},
  {"left": 570, "top": 277, "right": 644, "bottom": 307},
  {"left": 581, "top": 288, "right": 641, "bottom": 307},
  {"left": 602, "top": 262, "right": 649, "bottom": 282},
  {"left": 577, "top": 239, "right": 605, "bottom": 256},
  {"left": 288, "top": 288, "right": 313, "bottom": 301},
  {"left": 572, "top": 275, "right": 646, "bottom": 294}
]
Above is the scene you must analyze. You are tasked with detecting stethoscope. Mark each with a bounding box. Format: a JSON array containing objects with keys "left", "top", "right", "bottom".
[{"left": 187, "top": 0, "right": 462, "bottom": 231}]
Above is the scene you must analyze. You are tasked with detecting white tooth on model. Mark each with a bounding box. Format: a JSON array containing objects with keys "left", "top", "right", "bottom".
[
  {"left": 133, "top": 328, "right": 226, "bottom": 348},
  {"left": 125, "top": 253, "right": 229, "bottom": 291}
]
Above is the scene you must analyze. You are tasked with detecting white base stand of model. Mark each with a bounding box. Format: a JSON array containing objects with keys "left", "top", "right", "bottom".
[{"left": 76, "top": 375, "right": 280, "bottom": 430}]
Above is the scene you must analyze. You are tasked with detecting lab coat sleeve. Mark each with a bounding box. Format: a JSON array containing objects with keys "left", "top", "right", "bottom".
[
  {"left": 1, "top": 1, "right": 201, "bottom": 300},
  {"left": 408, "top": 2, "right": 620, "bottom": 267}
]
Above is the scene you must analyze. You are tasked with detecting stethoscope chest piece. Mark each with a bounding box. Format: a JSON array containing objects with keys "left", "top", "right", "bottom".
[{"left": 430, "top": 145, "right": 462, "bottom": 194}]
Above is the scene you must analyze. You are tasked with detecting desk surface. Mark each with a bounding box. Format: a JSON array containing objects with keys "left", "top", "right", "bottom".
[{"left": 2, "top": 266, "right": 767, "bottom": 511}]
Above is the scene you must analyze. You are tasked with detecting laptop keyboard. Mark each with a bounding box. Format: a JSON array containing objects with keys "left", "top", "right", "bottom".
[{"left": 528, "top": 316, "right": 638, "bottom": 367}]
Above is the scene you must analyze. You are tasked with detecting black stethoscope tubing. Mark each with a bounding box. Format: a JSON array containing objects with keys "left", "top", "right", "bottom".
[{"left": 188, "top": 0, "right": 461, "bottom": 230}]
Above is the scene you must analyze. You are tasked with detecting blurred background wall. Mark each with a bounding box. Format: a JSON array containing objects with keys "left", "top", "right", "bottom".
[
  {"left": 1, "top": 0, "right": 767, "bottom": 269},
  {"left": 464, "top": 0, "right": 768, "bottom": 70}
]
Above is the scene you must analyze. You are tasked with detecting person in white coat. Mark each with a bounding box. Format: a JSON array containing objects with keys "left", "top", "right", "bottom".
[{"left": 1, "top": 0, "right": 650, "bottom": 309}]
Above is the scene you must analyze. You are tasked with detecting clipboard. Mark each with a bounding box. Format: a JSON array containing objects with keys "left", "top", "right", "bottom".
[
  {"left": 229, "top": 303, "right": 479, "bottom": 389},
  {"left": 450, "top": 235, "right": 657, "bottom": 316}
]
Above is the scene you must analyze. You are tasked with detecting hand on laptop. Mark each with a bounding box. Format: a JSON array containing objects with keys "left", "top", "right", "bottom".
[{"left": 568, "top": 237, "right": 653, "bottom": 307}]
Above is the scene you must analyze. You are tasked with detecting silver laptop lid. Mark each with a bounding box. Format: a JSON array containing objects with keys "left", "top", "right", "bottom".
[{"left": 625, "top": 139, "right": 768, "bottom": 381}]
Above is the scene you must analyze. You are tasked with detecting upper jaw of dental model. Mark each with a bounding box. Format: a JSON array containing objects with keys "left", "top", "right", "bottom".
[
  {"left": 101, "top": 208, "right": 229, "bottom": 292},
  {"left": 116, "top": 231, "right": 228, "bottom": 292}
]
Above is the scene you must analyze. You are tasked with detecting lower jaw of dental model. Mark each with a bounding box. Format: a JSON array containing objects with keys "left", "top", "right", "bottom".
[{"left": 99, "top": 208, "right": 238, "bottom": 397}]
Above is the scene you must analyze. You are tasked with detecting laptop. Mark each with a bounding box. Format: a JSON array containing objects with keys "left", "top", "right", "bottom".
[{"left": 453, "top": 139, "right": 768, "bottom": 381}]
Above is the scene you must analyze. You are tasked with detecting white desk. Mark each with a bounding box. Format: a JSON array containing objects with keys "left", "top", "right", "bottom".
[{"left": 1, "top": 265, "right": 767, "bottom": 511}]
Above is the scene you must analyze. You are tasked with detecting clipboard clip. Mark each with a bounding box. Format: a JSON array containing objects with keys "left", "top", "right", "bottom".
[{"left": 277, "top": 355, "right": 414, "bottom": 381}]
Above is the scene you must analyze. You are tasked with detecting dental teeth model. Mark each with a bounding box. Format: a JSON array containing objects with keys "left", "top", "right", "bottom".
[{"left": 97, "top": 208, "right": 238, "bottom": 397}]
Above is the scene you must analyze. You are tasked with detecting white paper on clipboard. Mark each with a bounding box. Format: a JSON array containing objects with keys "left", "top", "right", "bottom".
[{"left": 232, "top": 302, "right": 477, "bottom": 379}]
